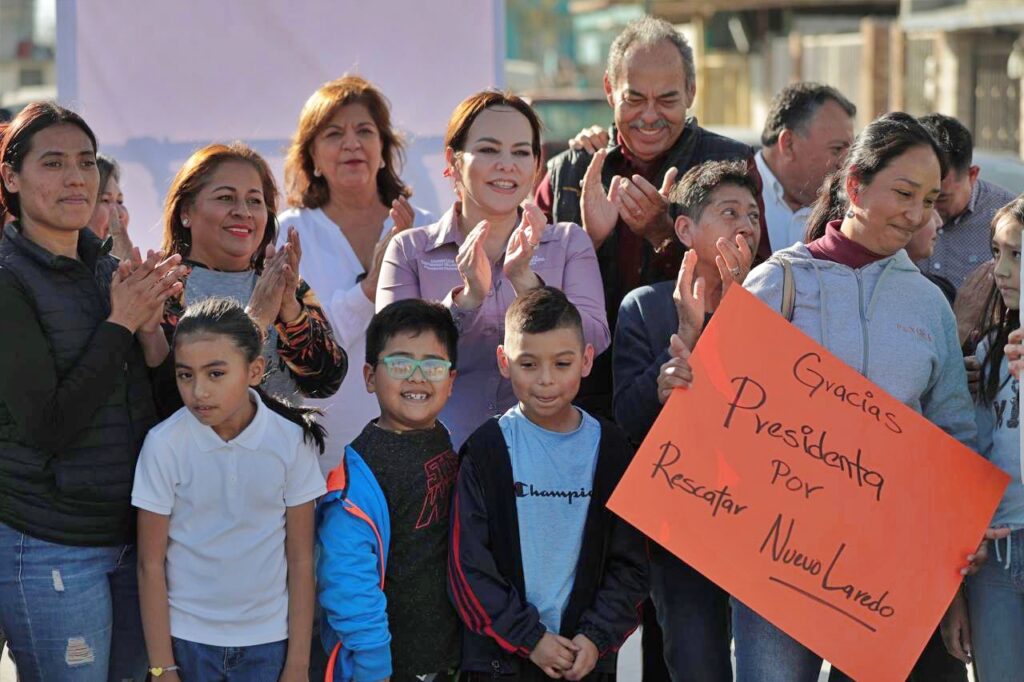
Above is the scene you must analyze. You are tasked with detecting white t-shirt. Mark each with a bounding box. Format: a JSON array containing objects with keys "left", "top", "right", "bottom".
[
  {"left": 277, "top": 205, "right": 431, "bottom": 474},
  {"left": 132, "top": 390, "right": 326, "bottom": 647}
]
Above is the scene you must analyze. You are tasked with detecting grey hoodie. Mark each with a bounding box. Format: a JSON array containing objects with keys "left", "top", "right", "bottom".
[{"left": 744, "top": 244, "right": 977, "bottom": 451}]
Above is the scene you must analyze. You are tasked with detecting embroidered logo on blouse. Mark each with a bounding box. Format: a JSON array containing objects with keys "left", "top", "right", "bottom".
[{"left": 421, "top": 259, "right": 459, "bottom": 272}]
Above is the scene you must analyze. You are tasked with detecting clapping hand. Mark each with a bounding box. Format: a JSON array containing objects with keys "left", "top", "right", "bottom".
[
  {"left": 454, "top": 220, "right": 492, "bottom": 310},
  {"left": 503, "top": 201, "right": 545, "bottom": 294},
  {"left": 614, "top": 167, "right": 677, "bottom": 243},
  {"left": 580, "top": 149, "right": 621, "bottom": 249},
  {"left": 657, "top": 333, "right": 694, "bottom": 404},
  {"left": 673, "top": 250, "right": 706, "bottom": 350},
  {"left": 109, "top": 248, "right": 184, "bottom": 333}
]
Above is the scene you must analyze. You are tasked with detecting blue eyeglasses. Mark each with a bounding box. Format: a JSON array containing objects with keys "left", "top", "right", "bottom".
[{"left": 378, "top": 355, "right": 453, "bottom": 382}]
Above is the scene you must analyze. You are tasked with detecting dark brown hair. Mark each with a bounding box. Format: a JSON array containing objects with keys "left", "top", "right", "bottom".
[
  {"left": 504, "top": 286, "right": 583, "bottom": 344},
  {"left": 284, "top": 75, "right": 409, "bottom": 209},
  {"left": 979, "top": 194, "right": 1024, "bottom": 405},
  {"left": 805, "top": 112, "right": 949, "bottom": 242},
  {"left": 445, "top": 90, "right": 543, "bottom": 169},
  {"left": 161, "top": 142, "right": 279, "bottom": 271},
  {"left": 0, "top": 102, "right": 97, "bottom": 218}
]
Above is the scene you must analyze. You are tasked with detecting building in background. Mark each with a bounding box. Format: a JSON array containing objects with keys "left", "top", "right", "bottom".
[
  {"left": 0, "top": 0, "right": 56, "bottom": 114},
  {"left": 900, "top": 0, "right": 1024, "bottom": 157}
]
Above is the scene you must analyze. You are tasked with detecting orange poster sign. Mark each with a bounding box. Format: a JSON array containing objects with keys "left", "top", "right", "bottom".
[{"left": 608, "top": 286, "right": 1009, "bottom": 682}]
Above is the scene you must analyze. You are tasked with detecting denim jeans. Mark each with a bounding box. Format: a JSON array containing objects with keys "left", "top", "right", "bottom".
[
  {"left": 172, "top": 637, "right": 287, "bottom": 681},
  {"left": 733, "top": 597, "right": 966, "bottom": 682},
  {"left": 0, "top": 522, "right": 147, "bottom": 682},
  {"left": 649, "top": 544, "right": 731, "bottom": 682},
  {"left": 968, "top": 529, "right": 1024, "bottom": 681}
]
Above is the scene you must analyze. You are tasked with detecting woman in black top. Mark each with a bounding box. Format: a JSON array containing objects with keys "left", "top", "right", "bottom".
[{"left": 0, "top": 102, "right": 183, "bottom": 682}]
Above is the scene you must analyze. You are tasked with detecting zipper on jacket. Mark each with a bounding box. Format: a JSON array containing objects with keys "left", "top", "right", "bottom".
[{"left": 855, "top": 271, "right": 869, "bottom": 375}]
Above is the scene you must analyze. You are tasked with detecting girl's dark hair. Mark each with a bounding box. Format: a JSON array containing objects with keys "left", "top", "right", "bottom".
[
  {"left": 979, "top": 195, "right": 1024, "bottom": 405},
  {"left": 174, "top": 297, "right": 326, "bottom": 453},
  {"left": 804, "top": 112, "right": 949, "bottom": 242},
  {"left": 0, "top": 101, "right": 98, "bottom": 217}
]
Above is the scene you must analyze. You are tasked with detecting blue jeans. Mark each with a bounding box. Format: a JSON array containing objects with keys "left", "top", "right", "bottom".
[
  {"left": 732, "top": 598, "right": 824, "bottom": 682},
  {"left": 172, "top": 637, "right": 287, "bottom": 681},
  {"left": 0, "top": 522, "right": 146, "bottom": 682},
  {"left": 968, "top": 529, "right": 1024, "bottom": 681},
  {"left": 649, "top": 544, "right": 731, "bottom": 682},
  {"left": 733, "top": 598, "right": 965, "bottom": 682}
]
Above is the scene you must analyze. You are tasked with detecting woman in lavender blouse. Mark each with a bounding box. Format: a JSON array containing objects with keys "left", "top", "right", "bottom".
[{"left": 376, "top": 90, "right": 610, "bottom": 447}]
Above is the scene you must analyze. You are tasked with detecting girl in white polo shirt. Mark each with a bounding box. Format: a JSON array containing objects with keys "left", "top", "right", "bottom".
[{"left": 132, "top": 298, "right": 327, "bottom": 682}]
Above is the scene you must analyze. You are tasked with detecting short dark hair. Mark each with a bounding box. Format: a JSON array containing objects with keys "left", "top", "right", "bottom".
[
  {"left": 918, "top": 113, "right": 973, "bottom": 173},
  {"left": 761, "top": 82, "right": 856, "bottom": 147},
  {"left": 669, "top": 160, "right": 759, "bottom": 222},
  {"left": 365, "top": 299, "right": 459, "bottom": 368},
  {"left": 504, "top": 286, "right": 583, "bottom": 344}
]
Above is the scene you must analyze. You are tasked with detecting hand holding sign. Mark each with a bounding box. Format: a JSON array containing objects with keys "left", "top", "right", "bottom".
[{"left": 608, "top": 286, "right": 1009, "bottom": 682}]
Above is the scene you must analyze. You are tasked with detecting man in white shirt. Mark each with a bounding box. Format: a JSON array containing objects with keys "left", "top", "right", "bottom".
[{"left": 755, "top": 82, "right": 856, "bottom": 252}]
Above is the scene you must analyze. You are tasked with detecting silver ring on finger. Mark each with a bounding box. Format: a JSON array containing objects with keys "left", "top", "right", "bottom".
[{"left": 729, "top": 266, "right": 741, "bottom": 278}]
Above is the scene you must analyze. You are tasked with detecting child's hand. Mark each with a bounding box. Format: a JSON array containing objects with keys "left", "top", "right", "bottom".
[
  {"left": 563, "top": 634, "right": 598, "bottom": 680},
  {"left": 529, "top": 631, "right": 578, "bottom": 679},
  {"left": 961, "top": 526, "right": 1012, "bottom": 576},
  {"left": 1006, "top": 328, "right": 1024, "bottom": 379}
]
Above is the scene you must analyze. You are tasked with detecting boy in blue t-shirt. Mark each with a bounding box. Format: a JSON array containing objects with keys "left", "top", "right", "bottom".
[{"left": 450, "top": 287, "right": 646, "bottom": 681}]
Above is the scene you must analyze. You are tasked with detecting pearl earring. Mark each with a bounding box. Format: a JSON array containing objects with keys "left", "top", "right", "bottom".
[
  {"left": 380, "top": 161, "right": 386, "bottom": 170},
  {"left": 313, "top": 168, "right": 322, "bottom": 178},
  {"left": 845, "top": 209, "right": 855, "bottom": 219},
  {"left": 182, "top": 217, "right": 190, "bottom": 227}
]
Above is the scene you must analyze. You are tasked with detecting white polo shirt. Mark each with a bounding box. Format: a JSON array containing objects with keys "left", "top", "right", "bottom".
[
  {"left": 755, "top": 150, "right": 813, "bottom": 253},
  {"left": 132, "top": 390, "right": 326, "bottom": 646}
]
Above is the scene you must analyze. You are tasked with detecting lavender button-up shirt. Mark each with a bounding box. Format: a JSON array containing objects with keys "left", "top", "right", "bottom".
[{"left": 376, "top": 203, "right": 610, "bottom": 447}]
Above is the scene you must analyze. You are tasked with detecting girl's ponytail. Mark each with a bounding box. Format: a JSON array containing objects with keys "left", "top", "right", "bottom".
[
  {"left": 174, "top": 297, "right": 328, "bottom": 454},
  {"left": 254, "top": 385, "right": 326, "bottom": 454}
]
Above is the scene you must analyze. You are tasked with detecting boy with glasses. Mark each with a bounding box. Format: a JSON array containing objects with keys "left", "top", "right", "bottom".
[{"left": 316, "top": 299, "right": 461, "bottom": 682}]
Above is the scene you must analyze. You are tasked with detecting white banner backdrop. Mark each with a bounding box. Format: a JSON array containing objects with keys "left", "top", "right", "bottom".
[{"left": 57, "top": 0, "right": 505, "bottom": 251}]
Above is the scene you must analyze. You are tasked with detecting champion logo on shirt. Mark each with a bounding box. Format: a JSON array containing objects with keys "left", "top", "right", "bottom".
[
  {"left": 415, "top": 449, "right": 459, "bottom": 529},
  {"left": 514, "top": 481, "right": 592, "bottom": 505}
]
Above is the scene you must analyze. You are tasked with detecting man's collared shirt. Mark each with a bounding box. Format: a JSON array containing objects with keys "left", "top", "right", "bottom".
[
  {"left": 756, "top": 150, "right": 812, "bottom": 253},
  {"left": 917, "top": 178, "right": 1016, "bottom": 290}
]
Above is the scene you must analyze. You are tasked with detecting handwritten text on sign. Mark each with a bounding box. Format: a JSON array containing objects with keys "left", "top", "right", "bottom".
[{"left": 607, "top": 286, "right": 1008, "bottom": 682}]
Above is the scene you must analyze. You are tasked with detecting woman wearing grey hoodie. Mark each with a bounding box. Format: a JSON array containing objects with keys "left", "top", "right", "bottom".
[{"left": 733, "top": 112, "right": 977, "bottom": 682}]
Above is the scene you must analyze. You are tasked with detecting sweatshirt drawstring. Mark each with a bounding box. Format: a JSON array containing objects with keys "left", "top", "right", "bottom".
[
  {"left": 865, "top": 259, "right": 899, "bottom": 322},
  {"left": 994, "top": 532, "right": 1013, "bottom": 570},
  {"left": 808, "top": 259, "right": 830, "bottom": 348}
]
